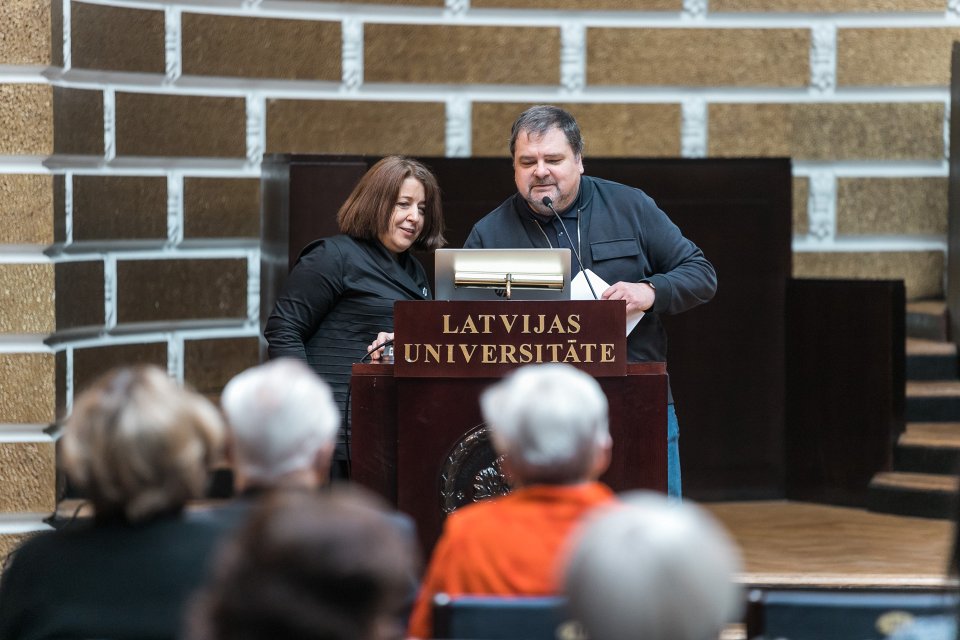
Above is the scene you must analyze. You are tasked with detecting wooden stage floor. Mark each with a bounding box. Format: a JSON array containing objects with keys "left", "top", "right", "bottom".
[{"left": 704, "top": 501, "right": 954, "bottom": 589}]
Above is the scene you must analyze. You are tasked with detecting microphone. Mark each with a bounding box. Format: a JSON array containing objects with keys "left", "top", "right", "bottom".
[{"left": 541, "top": 196, "right": 598, "bottom": 300}]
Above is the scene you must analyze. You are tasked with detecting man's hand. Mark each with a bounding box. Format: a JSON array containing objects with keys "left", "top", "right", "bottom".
[
  {"left": 366, "top": 331, "right": 395, "bottom": 361},
  {"left": 601, "top": 281, "right": 656, "bottom": 314}
]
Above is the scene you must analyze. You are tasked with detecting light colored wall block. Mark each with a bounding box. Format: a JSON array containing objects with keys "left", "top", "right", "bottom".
[
  {"left": 793, "top": 177, "right": 809, "bottom": 237},
  {"left": 0, "top": 84, "right": 52, "bottom": 155},
  {"left": 0, "top": 354, "right": 56, "bottom": 424},
  {"left": 338, "top": 0, "right": 442, "bottom": 4},
  {"left": 472, "top": 102, "right": 681, "bottom": 157},
  {"left": 793, "top": 250, "right": 944, "bottom": 300},
  {"left": 115, "top": 93, "right": 246, "bottom": 158},
  {"left": 181, "top": 14, "right": 341, "bottom": 80},
  {"left": 0, "top": 263, "right": 54, "bottom": 334},
  {"left": 0, "top": 442, "right": 56, "bottom": 513},
  {"left": 836, "top": 178, "right": 947, "bottom": 235},
  {"left": 0, "top": 174, "right": 54, "bottom": 245},
  {"left": 588, "top": 28, "right": 810, "bottom": 87},
  {"left": 0, "top": 0, "right": 52, "bottom": 65},
  {"left": 838, "top": 29, "right": 960, "bottom": 87},
  {"left": 70, "top": 1, "right": 164, "bottom": 73},
  {"left": 266, "top": 100, "right": 445, "bottom": 155},
  {"left": 365, "top": 24, "right": 560, "bottom": 85},
  {"left": 708, "top": 103, "right": 943, "bottom": 160}
]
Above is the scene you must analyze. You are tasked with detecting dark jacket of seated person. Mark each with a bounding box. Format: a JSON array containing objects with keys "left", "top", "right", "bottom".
[{"left": 0, "top": 366, "right": 227, "bottom": 640}]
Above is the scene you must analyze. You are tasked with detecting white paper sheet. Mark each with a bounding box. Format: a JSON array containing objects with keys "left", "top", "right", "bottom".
[{"left": 571, "top": 269, "right": 644, "bottom": 336}]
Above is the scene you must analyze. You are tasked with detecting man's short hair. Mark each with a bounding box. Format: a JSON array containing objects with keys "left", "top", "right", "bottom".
[
  {"left": 564, "top": 491, "right": 743, "bottom": 640},
  {"left": 480, "top": 363, "right": 610, "bottom": 485},
  {"left": 509, "top": 105, "right": 584, "bottom": 158},
  {"left": 221, "top": 359, "right": 340, "bottom": 483}
]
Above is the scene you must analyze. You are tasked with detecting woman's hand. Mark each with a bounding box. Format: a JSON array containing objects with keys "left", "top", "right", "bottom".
[{"left": 367, "top": 332, "right": 395, "bottom": 361}]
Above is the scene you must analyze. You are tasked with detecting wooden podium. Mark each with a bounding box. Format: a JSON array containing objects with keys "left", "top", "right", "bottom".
[{"left": 351, "top": 299, "right": 667, "bottom": 553}]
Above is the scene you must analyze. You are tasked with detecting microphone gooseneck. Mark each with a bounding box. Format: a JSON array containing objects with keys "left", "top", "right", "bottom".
[{"left": 541, "top": 196, "right": 598, "bottom": 300}]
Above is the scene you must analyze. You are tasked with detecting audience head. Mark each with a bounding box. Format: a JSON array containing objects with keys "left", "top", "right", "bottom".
[
  {"left": 564, "top": 491, "right": 743, "bottom": 640},
  {"left": 187, "top": 486, "right": 418, "bottom": 640},
  {"left": 337, "top": 155, "right": 446, "bottom": 252},
  {"left": 61, "top": 365, "right": 224, "bottom": 523},
  {"left": 220, "top": 359, "right": 340, "bottom": 491},
  {"left": 480, "top": 363, "right": 611, "bottom": 486}
]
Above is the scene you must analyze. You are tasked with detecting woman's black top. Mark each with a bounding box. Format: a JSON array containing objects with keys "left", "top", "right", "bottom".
[{"left": 264, "top": 234, "right": 431, "bottom": 458}]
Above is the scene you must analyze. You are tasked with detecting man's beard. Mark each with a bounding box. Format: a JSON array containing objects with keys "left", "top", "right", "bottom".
[{"left": 525, "top": 184, "right": 561, "bottom": 215}]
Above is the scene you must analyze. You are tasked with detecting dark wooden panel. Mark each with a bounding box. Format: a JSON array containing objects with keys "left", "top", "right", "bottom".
[
  {"left": 263, "top": 156, "right": 792, "bottom": 501},
  {"left": 785, "top": 279, "right": 905, "bottom": 507},
  {"left": 948, "top": 42, "right": 960, "bottom": 344}
]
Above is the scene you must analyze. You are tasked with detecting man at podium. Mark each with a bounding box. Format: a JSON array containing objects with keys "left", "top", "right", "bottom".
[{"left": 463, "top": 105, "right": 717, "bottom": 498}]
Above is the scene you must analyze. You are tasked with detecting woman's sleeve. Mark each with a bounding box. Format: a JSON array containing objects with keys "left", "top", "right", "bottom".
[{"left": 264, "top": 241, "right": 345, "bottom": 361}]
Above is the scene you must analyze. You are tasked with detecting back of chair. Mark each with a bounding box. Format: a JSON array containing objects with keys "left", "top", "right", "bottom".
[
  {"left": 746, "top": 588, "right": 959, "bottom": 640},
  {"left": 432, "top": 594, "right": 583, "bottom": 640}
]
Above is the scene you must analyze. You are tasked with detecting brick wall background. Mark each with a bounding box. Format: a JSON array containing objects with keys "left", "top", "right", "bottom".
[{"left": 0, "top": 0, "right": 955, "bottom": 544}]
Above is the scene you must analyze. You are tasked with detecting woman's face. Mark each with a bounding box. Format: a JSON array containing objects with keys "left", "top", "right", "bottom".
[{"left": 379, "top": 177, "right": 426, "bottom": 255}]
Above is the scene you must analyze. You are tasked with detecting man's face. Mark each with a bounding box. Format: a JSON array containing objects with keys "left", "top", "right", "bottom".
[{"left": 513, "top": 127, "right": 584, "bottom": 216}]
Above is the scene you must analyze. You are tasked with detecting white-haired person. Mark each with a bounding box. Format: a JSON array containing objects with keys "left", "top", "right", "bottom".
[
  {"left": 0, "top": 365, "right": 226, "bottom": 640},
  {"left": 218, "top": 358, "right": 341, "bottom": 502},
  {"left": 564, "top": 491, "right": 744, "bottom": 640},
  {"left": 407, "top": 362, "right": 616, "bottom": 639}
]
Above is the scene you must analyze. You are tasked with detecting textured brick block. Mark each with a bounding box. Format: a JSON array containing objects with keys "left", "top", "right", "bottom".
[
  {"left": 115, "top": 93, "right": 246, "bottom": 158},
  {"left": 588, "top": 28, "right": 809, "bottom": 87},
  {"left": 0, "top": 0, "right": 52, "bottom": 65},
  {"left": 0, "top": 354, "right": 56, "bottom": 423},
  {"left": 793, "top": 177, "right": 808, "bottom": 236},
  {"left": 838, "top": 29, "right": 960, "bottom": 87},
  {"left": 182, "top": 14, "right": 340, "bottom": 80},
  {"left": 708, "top": 103, "right": 943, "bottom": 160},
  {"left": 0, "top": 84, "right": 52, "bottom": 155},
  {"left": 0, "top": 174, "right": 54, "bottom": 244},
  {"left": 0, "top": 442, "right": 56, "bottom": 513},
  {"left": 474, "top": 0, "right": 678, "bottom": 6},
  {"left": 793, "top": 250, "right": 944, "bottom": 300},
  {"left": 73, "top": 342, "right": 166, "bottom": 395},
  {"left": 117, "top": 258, "right": 247, "bottom": 324},
  {"left": 0, "top": 263, "right": 54, "bottom": 333},
  {"left": 53, "top": 87, "right": 103, "bottom": 156},
  {"left": 71, "top": 2, "right": 164, "bottom": 73},
  {"left": 54, "top": 260, "right": 104, "bottom": 332},
  {"left": 472, "top": 102, "right": 680, "bottom": 157},
  {"left": 365, "top": 24, "right": 560, "bottom": 85},
  {"left": 72, "top": 176, "right": 167, "bottom": 241},
  {"left": 184, "top": 337, "right": 260, "bottom": 398},
  {"left": 712, "top": 0, "right": 941, "bottom": 10},
  {"left": 266, "top": 100, "right": 445, "bottom": 155},
  {"left": 183, "top": 178, "right": 259, "bottom": 239},
  {"left": 836, "top": 178, "right": 946, "bottom": 235}
]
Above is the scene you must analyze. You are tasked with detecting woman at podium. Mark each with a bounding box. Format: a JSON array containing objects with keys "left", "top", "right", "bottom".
[{"left": 264, "top": 156, "right": 446, "bottom": 478}]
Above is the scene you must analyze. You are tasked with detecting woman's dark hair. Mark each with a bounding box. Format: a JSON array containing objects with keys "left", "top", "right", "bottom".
[
  {"left": 186, "top": 487, "right": 418, "bottom": 640},
  {"left": 337, "top": 155, "right": 446, "bottom": 251}
]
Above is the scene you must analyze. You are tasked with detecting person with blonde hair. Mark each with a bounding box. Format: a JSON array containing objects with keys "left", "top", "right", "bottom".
[
  {"left": 564, "top": 491, "right": 743, "bottom": 640},
  {"left": 407, "top": 363, "right": 616, "bottom": 638},
  {"left": 0, "top": 365, "right": 227, "bottom": 640}
]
